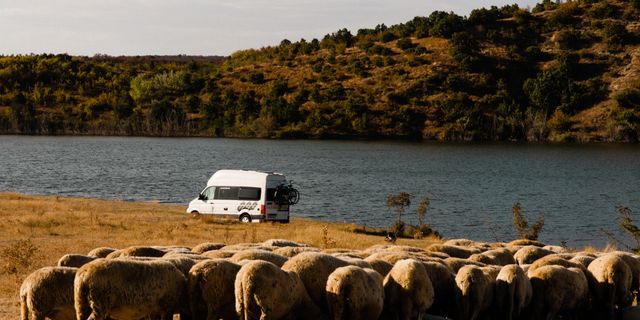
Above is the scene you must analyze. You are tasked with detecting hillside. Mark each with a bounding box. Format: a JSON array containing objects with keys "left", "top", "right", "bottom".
[{"left": 1, "top": 0, "right": 640, "bottom": 141}]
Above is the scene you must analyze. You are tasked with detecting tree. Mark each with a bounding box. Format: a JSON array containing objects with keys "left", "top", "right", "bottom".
[
  {"left": 387, "top": 192, "right": 412, "bottom": 226},
  {"left": 416, "top": 195, "right": 430, "bottom": 226}
]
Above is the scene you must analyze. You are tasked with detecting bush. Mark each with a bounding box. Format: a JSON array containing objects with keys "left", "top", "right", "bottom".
[
  {"left": 512, "top": 202, "right": 545, "bottom": 240},
  {"left": 602, "top": 21, "right": 629, "bottom": 48},
  {"left": 615, "top": 88, "right": 640, "bottom": 109},
  {"left": 396, "top": 38, "right": 416, "bottom": 51}
]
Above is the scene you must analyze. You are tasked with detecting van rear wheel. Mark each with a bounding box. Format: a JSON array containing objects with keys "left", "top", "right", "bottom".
[{"left": 239, "top": 214, "right": 251, "bottom": 223}]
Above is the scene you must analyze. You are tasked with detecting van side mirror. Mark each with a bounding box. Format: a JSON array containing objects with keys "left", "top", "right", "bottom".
[{"left": 198, "top": 193, "right": 206, "bottom": 200}]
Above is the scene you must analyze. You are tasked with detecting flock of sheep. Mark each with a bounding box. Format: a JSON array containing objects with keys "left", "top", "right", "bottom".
[{"left": 19, "top": 237, "right": 640, "bottom": 320}]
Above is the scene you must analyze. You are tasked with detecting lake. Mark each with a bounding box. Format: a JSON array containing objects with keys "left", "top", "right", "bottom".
[{"left": 1, "top": 136, "right": 638, "bottom": 248}]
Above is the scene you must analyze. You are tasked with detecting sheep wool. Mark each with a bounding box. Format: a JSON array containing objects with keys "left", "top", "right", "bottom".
[
  {"left": 382, "top": 259, "right": 434, "bottom": 320},
  {"left": 326, "top": 265, "right": 385, "bottom": 320},
  {"left": 20, "top": 266, "right": 77, "bottom": 320},
  {"left": 74, "top": 258, "right": 186, "bottom": 320},
  {"left": 189, "top": 259, "right": 241, "bottom": 320}
]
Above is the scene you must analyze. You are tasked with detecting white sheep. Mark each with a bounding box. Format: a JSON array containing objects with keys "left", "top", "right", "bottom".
[
  {"left": 455, "top": 265, "right": 495, "bottom": 320},
  {"left": 381, "top": 259, "right": 434, "bottom": 320},
  {"left": 494, "top": 264, "right": 532, "bottom": 320},
  {"left": 513, "top": 246, "right": 555, "bottom": 265},
  {"left": 230, "top": 249, "right": 288, "bottom": 267},
  {"left": 421, "top": 261, "right": 458, "bottom": 319},
  {"left": 281, "top": 251, "right": 351, "bottom": 313},
  {"left": 427, "top": 243, "right": 480, "bottom": 259},
  {"left": 57, "top": 254, "right": 96, "bottom": 268},
  {"left": 235, "top": 260, "right": 322, "bottom": 320},
  {"left": 105, "top": 245, "right": 166, "bottom": 258},
  {"left": 189, "top": 259, "right": 241, "bottom": 320},
  {"left": 191, "top": 242, "right": 226, "bottom": 254},
  {"left": 588, "top": 254, "right": 633, "bottom": 319},
  {"left": 527, "top": 265, "right": 589, "bottom": 320},
  {"left": 273, "top": 246, "right": 320, "bottom": 257},
  {"left": 325, "top": 265, "right": 385, "bottom": 320},
  {"left": 86, "top": 247, "right": 117, "bottom": 258},
  {"left": 468, "top": 248, "right": 515, "bottom": 266},
  {"left": 20, "top": 266, "right": 77, "bottom": 320},
  {"left": 443, "top": 257, "right": 486, "bottom": 273},
  {"left": 74, "top": 258, "right": 186, "bottom": 320}
]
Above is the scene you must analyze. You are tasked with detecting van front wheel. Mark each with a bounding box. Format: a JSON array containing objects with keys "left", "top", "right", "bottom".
[{"left": 239, "top": 214, "right": 251, "bottom": 223}]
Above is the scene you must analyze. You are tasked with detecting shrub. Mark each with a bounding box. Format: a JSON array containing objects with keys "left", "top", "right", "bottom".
[
  {"left": 396, "top": 38, "right": 416, "bottom": 51},
  {"left": 512, "top": 202, "right": 545, "bottom": 240},
  {"left": 615, "top": 88, "right": 640, "bottom": 109},
  {"left": 387, "top": 192, "right": 411, "bottom": 229},
  {"left": 602, "top": 21, "right": 629, "bottom": 48}
]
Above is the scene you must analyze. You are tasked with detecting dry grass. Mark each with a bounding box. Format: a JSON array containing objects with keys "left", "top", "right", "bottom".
[{"left": 0, "top": 192, "right": 440, "bottom": 317}]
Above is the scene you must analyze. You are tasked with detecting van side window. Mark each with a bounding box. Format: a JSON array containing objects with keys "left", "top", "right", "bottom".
[
  {"left": 238, "top": 187, "right": 261, "bottom": 201},
  {"left": 214, "top": 187, "right": 239, "bottom": 200},
  {"left": 202, "top": 186, "right": 215, "bottom": 200},
  {"left": 266, "top": 188, "right": 276, "bottom": 202}
]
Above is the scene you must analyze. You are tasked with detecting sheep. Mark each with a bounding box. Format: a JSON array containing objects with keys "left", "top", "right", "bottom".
[
  {"left": 468, "top": 248, "right": 515, "bottom": 266},
  {"left": 230, "top": 249, "right": 288, "bottom": 267},
  {"left": 569, "top": 255, "right": 596, "bottom": 268},
  {"left": 57, "top": 254, "right": 96, "bottom": 268},
  {"left": 494, "top": 264, "right": 532, "bottom": 320},
  {"left": 507, "top": 239, "right": 546, "bottom": 247},
  {"left": 273, "top": 246, "right": 320, "bottom": 257},
  {"left": 588, "top": 254, "right": 633, "bottom": 319},
  {"left": 189, "top": 259, "right": 241, "bottom": 320},
  {"left": 192, "top": 242, "right": 226, "bottom": 254},
  {"left": 543, "top": 245, "right": 570, "bottom": 254},
  {"left": 235, "top": 260, "right": 323, "bottom": 320},
  {"left": 443, "top": 257, "right": 486, "bottom": 273},
  {"left": 527, "top": 254, "right": 585, "bottom": 275},
  {"left": 381, "top": 259, "right": 434, "bottom": 320},
  {"left": 421, "top": 261, "right": 458, "bottom": 319},
  {"left": 609, "top": 251, "right": 640, "bottom": 296},
  {"left": 105, "top": 245, "right": 166, "bottom": 258},
  {"left": 74, "top": 258, "right": 186, "bottom": 320},
  {"left": 336, "top": 256, "right": 373, "bottom": 269},
  {"left": 527, "top": 265, "right": 589, "bottom": 320},
  {"left": 455, "top": 265, "right": 495, "bottom": 320},
  {"left": 366, "top": 258, "right": 394, "bottom": 277},
  {"left": 513, "top": 246, "right": 555, "bottom": 265},
  {"left": 326, "top": 265, "right": 385, "bottom": 320},
  {"left": 262, "top": 239, "right": 309, "bottom": 247},
  {"left": 443, "top": 238, "right": 477, "bottom": 247},
  {"left": 222, "top": 243, "right": 276, "bottom": 252},
  {"left": 365, "top": 251, "right": 415, "bottom": 265},
  {"left": 86, "top": 247, "right": 117, "bottom": 258},
  {"left": 20, "top": 266, "right": 77, "bottom": 320},
  {"left": 281, "top": 251, "right": 350, "bottom": 313},
  {"left": 163, "top": 251, "right": 209, "bottom": 261},
  {"left": 427, "top": 243, "right": 480, "bottom": 259},
  {"left": 202, "top": 250, "right": 237, "bottom": 259}
]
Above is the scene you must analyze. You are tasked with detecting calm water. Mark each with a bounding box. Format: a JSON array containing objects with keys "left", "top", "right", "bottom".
[{"left": 1, "top": 136, "right": 638, "bottom": 247}]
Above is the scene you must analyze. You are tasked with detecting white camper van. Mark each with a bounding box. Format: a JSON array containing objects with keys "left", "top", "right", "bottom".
[{"left": 186, "top": 170, "right": 298, "bottom": 223}]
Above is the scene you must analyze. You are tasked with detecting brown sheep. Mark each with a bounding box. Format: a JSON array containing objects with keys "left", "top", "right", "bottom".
[
  {"left": 20, "top": 266, "right": 77, "bottom": 320},
  {"left": 281, "top": 252, "right": 350, "bottom": 314},
  {"left": 513, "top": 246, "right": 555, "bottom": 265},
  {"left": 189, "top": 259, "right": 241, "bottom": 320},
  {"left": 86, "top": 247, "right": 116, "bottom": 258},
  {"left": 527, "top": 265, "right": 589, "bottom": 320},
  {"left": 192, "top": 242, "right": 226, "bottom": 254},
  {"left": 588, "top": 254, "right": 633, "bottom": 319},
  {"left": 74, "top": 258, "right": 186, "bottom": 320},
  {"left": 609, "top": 251, "right": 640, "bottom": 296},
  {"left": 468, "top": 248, "right": 515, "bottom": 266},
  {"left": 57, "top": 254, "right": 96, "bottom": 268},
  {"left": 427, "top": 244, "right": 480, "bottom": 259},
  {"left": 494, "top": 264, "right": 532, "bottom": 320},
  {"left": 455, "top": 265, "right": 495, "bottom": 320},
  {"left": 381, "top": 259, "right": 434, "bottom": 320},
  {"left": 235, "top": 260, "right": 323, "bottom": 320},
  {"left": 326, "top": 265, "right": 385, "bottom": 320},
  {"left": 230, "top": 249, "right": 288, "bottom": 267}
]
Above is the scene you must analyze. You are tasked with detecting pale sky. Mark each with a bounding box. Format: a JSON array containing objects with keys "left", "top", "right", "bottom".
[{"left": 0, "top": 0, "right": 540, "bottom": 56}]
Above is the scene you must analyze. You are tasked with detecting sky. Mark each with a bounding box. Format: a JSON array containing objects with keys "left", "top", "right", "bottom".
[{"left": 0, "top": 0, "right": 541, "bottom": 57}]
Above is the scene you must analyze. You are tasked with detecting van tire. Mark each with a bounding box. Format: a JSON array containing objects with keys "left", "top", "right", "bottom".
[
  {"left": 190, "top": 211, "right": 200, "bottom": 218},
  {"left": 239, "top": 214, "right": 251, "bottom": 223}
]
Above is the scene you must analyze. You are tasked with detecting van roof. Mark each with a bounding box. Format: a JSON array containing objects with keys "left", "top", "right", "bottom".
[{"left": 207, "top": 169, "right": 285, "bottom": 187}]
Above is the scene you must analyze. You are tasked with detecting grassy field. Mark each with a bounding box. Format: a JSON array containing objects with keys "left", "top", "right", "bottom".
[{"left": 0, "top": 192, "right": 440, "bottom": 318}]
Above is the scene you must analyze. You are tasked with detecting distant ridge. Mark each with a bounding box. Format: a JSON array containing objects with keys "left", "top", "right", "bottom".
[{"left": 0, "top": 0, "right": 639, "bottom": 142}]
